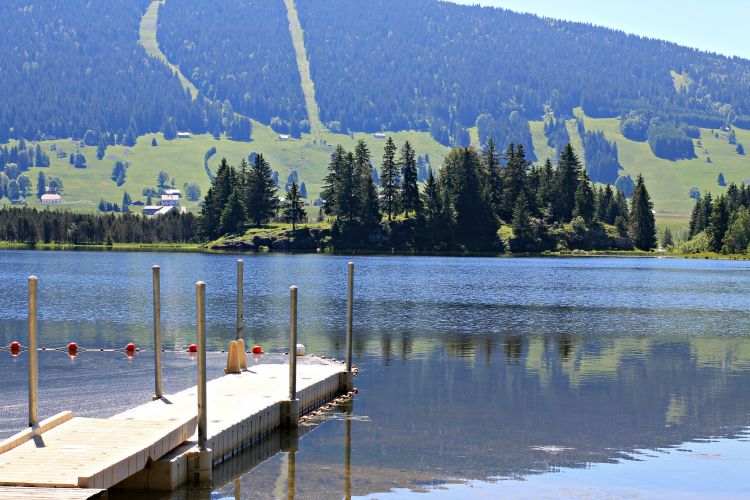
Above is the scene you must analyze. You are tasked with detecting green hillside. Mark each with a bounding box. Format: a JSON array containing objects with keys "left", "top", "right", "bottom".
[{"left": 0, "top": 124, "right": 448, "bottom": 212}]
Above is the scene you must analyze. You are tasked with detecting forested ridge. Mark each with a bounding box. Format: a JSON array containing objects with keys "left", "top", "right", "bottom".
[
  {"left": 158, "top": 0, "right": 309, "bottom": 136},
  {"left": 297, "top": 0, "right": 750, "bottom": 146}
]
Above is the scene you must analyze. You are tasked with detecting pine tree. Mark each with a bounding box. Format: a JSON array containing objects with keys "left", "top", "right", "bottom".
[
  {"left": 500, "top": 144, "right": 529, "bottom": 220},
  {"left": 199, "top": 159, "right": 236, "bottom": 240},
  {"left": 628, "top": 174, "right": 657, "bottom": 250},
  {"left": 337, "top": 152, "right": 358, "bottom": 222},
  {"left": 353, "top": 140, "right": 380, "bottom": 226},
  {"left": 707, "top": 195, "right": 730, "bottom": 252},
  {"left": 483, "top": 138, "right": 503, "bottom": 218},
  {"left": 122, "top": 191, "right": 132, "bottom": 207},
  {"left": 321, "top": 146, "right": 345, "bottom": 218},
  {"left": 511, "top": 192, "right": 534, "bottom": 250},
  {"left": 597, "top": 185, "right": 614, "bottom": 223},
  {"left": 440, "top": 148, "right": 497, "bottom": 248},
  {"left": 555, "top": 143, "right": 583, "bottom": 221},
  {"left": 36, "top": 171, "right": 46, "bottom": 199},
  {"left": 399, "top": 140, "right": 421, "bottom": 216},
  {"left": 422, "top": 167, "right": 442, "bottom": 224},
  {"left": 246, "top": 154, "right": 279, "bottom": 226},
  {"left": 573, "top": 169, "right": 596, "bottom": 223},
  {"left": 662, "top": 227, "right": 674, "bottom": 247},
  {"left": 282, "top": 182, "right": 307, "bottom": 232},
  {"left": 219, "top": 188, "right": 246, "bottom": 235},
  {"left": 380, "top": 137, "right": 400, "bottom": 220}
]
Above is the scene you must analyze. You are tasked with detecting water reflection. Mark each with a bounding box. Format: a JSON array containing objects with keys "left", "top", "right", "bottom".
[{"left": 1, "top": 251, "right": 749, "bottom": 497}]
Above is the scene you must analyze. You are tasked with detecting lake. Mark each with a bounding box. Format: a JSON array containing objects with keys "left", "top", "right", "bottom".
[{"left": 1, "top": 251, "right": 749, "bottom": 498}]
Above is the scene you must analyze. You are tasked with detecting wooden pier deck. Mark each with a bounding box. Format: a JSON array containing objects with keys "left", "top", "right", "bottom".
[{"left": 0, "top": 358, "right": 350, "bottom": 492}]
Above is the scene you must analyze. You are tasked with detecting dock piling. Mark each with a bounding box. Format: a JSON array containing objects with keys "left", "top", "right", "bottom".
[
  {"left": 346, "top": 262, "right": 354, "bottom": 372},
  {"left": 282, "top": 286, "right": 300, "bottom": 428},
  {"left": 152, "top": 265, "right": 163, "bottom": 400},
  {"left": 237, "top": 259, "right": 244, "bottom": 341},
  {"left": 196, "top": 281, "right": 208, "bottom": 451},
  {"left": 28, "top": 276, "right": 38, "bottom": 427}
]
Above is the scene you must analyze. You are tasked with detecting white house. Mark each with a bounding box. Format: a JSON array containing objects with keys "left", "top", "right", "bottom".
[
  {"left": 278, "top": 134, "right": 290, "bottom": 141},
  {"left": 176, "top": 132, "right": 192, "bottom": 139},
  {"left": 143, "top": 205, "right": 175, "bottom": 217},
  {"left": 40, "top": 193, "right": 61, "bottom": 204},
  {"left": 160, "top": 194, "right": 181, "bottom": 207},
  {"left": 163, "top": 188, "right": 181, "bottom": 198},
  {"left": 374, "top": 132, "right": 386, "bottom": 139}
]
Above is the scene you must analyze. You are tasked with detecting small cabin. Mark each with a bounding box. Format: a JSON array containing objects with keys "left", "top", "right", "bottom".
[
  {"left": 278, "top": 134, "right": 290, "bottom": 141},
  {"left": 143, "top": 205, "right": 175, "bottom": 217},
  {"left": 374, "top": 132, "right": 386, "bottom": 139},
  {"left": 176, "top": 132, "right": 192, "bottom": 139},
  {"left": 41, "top": 193, "right": 61, "bottom": 205},
  {"left": 160, "top": 194, "right": 181, "bottom": 207},
  {"left": 163, "top": 188, "right": 181, "bottom": 198}
]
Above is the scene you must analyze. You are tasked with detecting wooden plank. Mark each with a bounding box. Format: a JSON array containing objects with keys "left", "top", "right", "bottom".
[
  {"left": 0, "top": 415, "right": 195, "bottom": 489},
  {"left": 0, "top": 487, "right": 105, "bottom": 499}
]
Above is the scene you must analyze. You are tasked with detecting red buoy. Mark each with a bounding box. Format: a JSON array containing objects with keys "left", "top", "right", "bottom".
[
  {"left": 252, "top": 345, "right": 262, "bottom": 354},
  {"left": 67, "top": 343, "right": 78, "bottom": 354},
  {"left": 188, "top": 344, "right": 198, "bottom": 353},
  {"left": 9, "top": 341, "right": 21, "bottom": 351},
  {"left": 125, "top": 342, "right": 136, "bottom": 353}
]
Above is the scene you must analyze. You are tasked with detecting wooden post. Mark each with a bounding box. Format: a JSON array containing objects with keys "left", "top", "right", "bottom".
[
  {"left": 196, "top": 281, "right": 207, "bottom": 452},
  {"left": 346, "top": 262, "right": 354, "bottom": 372},
  {"left": 289, "top": 286, "right": 298, "bottom": 401},
  {"left": 237, "top": 259, "right": 244, "bottom": 341},
  {"left": 28, "top": 276, "right": 38, "bottom": 427},
  {"left": 152, "top": 265, "right": 163, "bottom": 400},
  {"left": 282, "top": 286, "right": 300, "bottom": 428}
]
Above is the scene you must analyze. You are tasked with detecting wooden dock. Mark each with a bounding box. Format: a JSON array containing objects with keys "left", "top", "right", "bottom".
[
  {"left": 0, "top": 487, "right": 105, "bottom": 499},
  {"left": 0, "top": 358, "right": 351, "bottom": 492}
]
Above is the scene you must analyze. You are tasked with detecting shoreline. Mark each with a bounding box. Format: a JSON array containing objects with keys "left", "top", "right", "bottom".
[{"left": 0, "top": 241, "right": 748, "bottom": 260}]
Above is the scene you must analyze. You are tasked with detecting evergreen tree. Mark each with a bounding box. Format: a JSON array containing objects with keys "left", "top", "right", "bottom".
[
  {"left": 399, "top": 140, "right": 421, "bottom": 216},
  {"left": 380, "top": 137, "right": 400, "bottom": 220},
  {"left": 220, "top": 188, "right": 246, "bottom": 235},
  {"left": 483, "top": 138, "right": 503, "bottom": 218},
  {"left": 500, "top": 144, "right": 530, "bottom": 220},
  {"left": 354, "top": 140, "right": 380, "bottom": 225},
  {"left": 597, "top": 184, "right": 614, "bottom": 223},
  {"left": 199, "top": 158, "right": 236, "bottom": 240},
  {"left": 554, "top": 143, "right": 582, "bottom": 221},
  {"left": 96, "top": 141, "right": 106, "bottom": 160},
  {"left": 511, "top": 192, "right": 534, "bottom": 250},
  {"left": 282, "top": 182, "right": 307, "bottom": 232},
  {"left": 422, "top": 167, "right": 442, "bottom": 224},
  {"left": 246, "top": 154, "right": 279, "bottom": 226},
  {"left": 628, "top": 174, "right": 657, "bottom": 250},
  {"left": 662, "top": 227, "right": 674, "bottom": 247},
  {"left": 36, "top": 171, "right": 46, "bottom": 199},
  {"left": 538, "top": 158, "right": 556, "bottom": 215},
  {"left": 337, "top": 152, "right": 359, "bottom": 222},
  {"left": 152, "top": 138, "right": 158, "bottom": 147},
  {"left": 321, "top": 146, "right": 345, "bottom": 218},
  {"left": 707, "top": 195, "right": 730, "bottom": 252},
  {"left": 122, "top": 191, "right": 132, "bottom": 207},
  {"left": 573, "top": 169, "right": 596, "bottom": 223},
  {"left": 440, "top": 148, "right": 497, "bottom": 248}
]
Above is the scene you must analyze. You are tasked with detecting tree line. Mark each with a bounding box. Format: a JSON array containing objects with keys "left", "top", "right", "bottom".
[
  {"left": 684, "top": 184, "right": 750, "bottom": 253},
  {"left": 318, "top": 137, "right": 655, "bottom": 252},
  {"left": 0, "top": 208, "right": 196, "bottom": 245}
]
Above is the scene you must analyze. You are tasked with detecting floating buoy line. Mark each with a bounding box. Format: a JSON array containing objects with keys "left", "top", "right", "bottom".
[{"left": 0, "top": 341, "right": 363, "bottom": 375}]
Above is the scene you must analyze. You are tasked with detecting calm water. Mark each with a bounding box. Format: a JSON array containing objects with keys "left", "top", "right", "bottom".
[{"left": 1, "top": 251, "right": 750, "bottom": 498}]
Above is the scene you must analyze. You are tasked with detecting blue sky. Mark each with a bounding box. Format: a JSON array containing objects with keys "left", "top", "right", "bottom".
[{"left": 448, "top": 0, "right": 750, "bottom": 59}]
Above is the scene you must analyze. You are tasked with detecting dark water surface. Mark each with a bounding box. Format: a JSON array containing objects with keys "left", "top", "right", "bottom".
[{"left": 1, "top": 250, "right": 749, "bottom": 498}]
